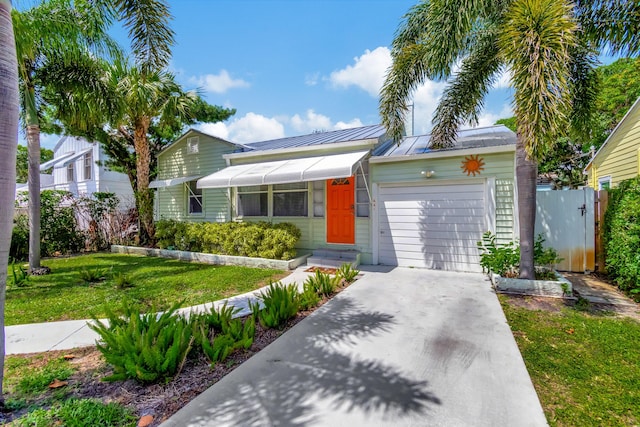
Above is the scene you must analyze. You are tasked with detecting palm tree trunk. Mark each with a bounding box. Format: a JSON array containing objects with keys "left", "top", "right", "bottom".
[
  {"left": 25, "top": 85, "right": 41, "bottom": 271},
  {"left": 133, "top": 117, "right": 155, "bottom": 245},
  {"left": 516, "top": 136, "right": 537, "bottom": 279},
  {"left": 0, "top": 0, "right": 20, "bottom": 403}
]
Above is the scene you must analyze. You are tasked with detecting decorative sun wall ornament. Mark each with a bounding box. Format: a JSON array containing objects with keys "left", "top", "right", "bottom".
[{"left": 461, "top": 155, "right": 485, "bottom": 176}]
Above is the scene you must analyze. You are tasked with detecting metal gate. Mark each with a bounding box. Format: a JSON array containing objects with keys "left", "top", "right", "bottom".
[{"left": 535, "top": 188, "right": 595, "bottom": 272}]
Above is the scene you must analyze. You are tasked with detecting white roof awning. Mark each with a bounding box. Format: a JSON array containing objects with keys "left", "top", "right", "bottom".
[
  {"left": 39, "top": 152, "right": 75, "bottom": 171},
  {"left": 149, "top": 175, "right": 202, "bottom": 189},
  {"left": 198, "top": 150, "right": 369, "bottom": 189}
]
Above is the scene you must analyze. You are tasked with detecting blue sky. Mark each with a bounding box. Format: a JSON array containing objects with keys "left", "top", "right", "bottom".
[{"left": 31, "top": 0, "right": 515, "bottom": 149}]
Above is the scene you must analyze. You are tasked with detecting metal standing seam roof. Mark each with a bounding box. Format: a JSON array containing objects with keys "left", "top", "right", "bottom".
[
  {"left": 380, "top": 125, "right": 516, "bottom": 157},
  {"left": 242, "top": 124, "right": 387, "bottom": 151}
]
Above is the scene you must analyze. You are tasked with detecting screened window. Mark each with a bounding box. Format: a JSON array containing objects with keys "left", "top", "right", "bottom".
[
  {"left": 66, "top": 162, "right": 74, "bottom": 182},
  {"left": 356, "top": 162, "right": 369, "bottom": 217},
  {"left": 238, "top": 185, "right": 268, "bottom": 216},
  {"left": 83, "top": 151, "right": 92, "bottom": 181},
  {"left": 188, "top": 181, "right": 203, "bottom": 214},
  {"left": 273, "top": 182, "right": 308, "bottom": 217},
  {"left": 312, "top": 181, "right": 324, "bottom": 217}
]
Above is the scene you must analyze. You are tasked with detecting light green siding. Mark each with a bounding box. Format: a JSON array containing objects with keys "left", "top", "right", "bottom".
[
  {"left": 371, "top": 151, "right": 516, "bottom": 244},
  {"left": 156, "top": 131, "right": 237, "bottom": 222},
  {"left": 588, "top": 103, "right": 640, "bottom": 188}
]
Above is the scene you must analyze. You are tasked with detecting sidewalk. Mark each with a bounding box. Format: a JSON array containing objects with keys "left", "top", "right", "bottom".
[{"left": 5, "top": 267, "right": 314, "bottom": 355}]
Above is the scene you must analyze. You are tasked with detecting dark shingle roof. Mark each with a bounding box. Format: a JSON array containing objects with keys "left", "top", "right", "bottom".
[
  {"left": 244, "top": 124, "right": 387, "bottom": 151},
  {"left": 380, "top": 125, "right": 516, "bottom": 157}
]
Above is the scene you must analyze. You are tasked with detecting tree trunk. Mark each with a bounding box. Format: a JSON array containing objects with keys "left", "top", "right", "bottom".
[
  {"left": 516, "top": 135, "right": 537, "bottom": 279},
  {"left": 0, "top": 0, "right": 20, "bottom": 403},
  {"left": 26, "top": 119, "right": 41, "bottom": 270},
  {"left": 133, "top": 117, "right": 155, "bottom": 246}
]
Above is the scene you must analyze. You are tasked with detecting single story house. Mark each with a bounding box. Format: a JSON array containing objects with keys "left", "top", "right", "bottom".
[
  {"left": 152, "top": 124, "right": 517, "bottom": 272},
  {"left": 585, "top": 96, "right": 640, "bottom": 189}
]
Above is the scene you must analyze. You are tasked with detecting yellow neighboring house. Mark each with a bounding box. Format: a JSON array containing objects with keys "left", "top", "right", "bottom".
[{"left": 585, "top": 96, "right": 640, "bottom": 189}]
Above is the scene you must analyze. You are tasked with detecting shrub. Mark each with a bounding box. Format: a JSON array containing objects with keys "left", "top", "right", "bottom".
[
  {"left": 604, "top": 176, "right": 640, "bottom": 293},
  {"left": 250, "top": 281, "right": 299, "bottom": 329},
  {"left": 10, "top": 214, "right": 29, "bottom": 261},
  {"left": 477, "top": 232, "right": 562, "bottom": 277},
  {"left": 79, "top": 267, "right": 107, "bottom": 284},
  {"left": 40, "top": 190, "right": 85, "bottom": 256},
  {"left": 89, "top": 302, "right": 194, "bottom": 383},
  {"left": 336, "top": 263, "right": 359, "bottom": 283},
  {"left": 155, "top": 220, "right": 301, "bottom": 260},
  {"left": 11, "top": 261, "right": 30, "bottom": 287},
  {"left": 113, "top": 272, "right": 133, "bottom": 289}
]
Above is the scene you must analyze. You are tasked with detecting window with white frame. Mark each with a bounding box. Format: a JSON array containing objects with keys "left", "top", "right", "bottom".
[
  {"left": 83, "top": 151, "right": 92, "bottom": 181},
  {"left": 273, "top": 182, "right": 308, "bottom": 217},
  {"left": 598, "top": 176, "right": 611, "bottom": 190},
  {"left": 312, "top": 181, "right": 324, "bottom": 217},
  {"left": 355, "top": 162, "right": 369, "bottom": 217},
  {"left": 66, "top": 162, "right": 74, "bottom": 182},
  {"left": 187, "top": 137, "right": 199, "bottom": 155},
  {"left": 237, "top": 185, "right": 268, "bottom": 216},
  {"left": 187, "top": 181, "right": 203, "bottom": 214}
]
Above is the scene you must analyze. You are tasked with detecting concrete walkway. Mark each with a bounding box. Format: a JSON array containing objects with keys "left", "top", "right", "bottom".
[
  {"left": 5, "top": 267, "right": 314, "bottom": 355},
  {"left": 563, "top": 272, "right": 640, "bottom": 320},
  {"left": 162, "top": 267, "right": 547, "bottom": 427}
]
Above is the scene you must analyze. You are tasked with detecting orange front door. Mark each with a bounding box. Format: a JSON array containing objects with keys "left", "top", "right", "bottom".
[{"left": 326, "top": 177, "right": 355, "bottom": 244}]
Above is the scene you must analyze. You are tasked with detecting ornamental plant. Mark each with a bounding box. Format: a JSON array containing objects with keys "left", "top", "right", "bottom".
[{"left": 250, "top": 281, "right": 299, "bottom": 329}]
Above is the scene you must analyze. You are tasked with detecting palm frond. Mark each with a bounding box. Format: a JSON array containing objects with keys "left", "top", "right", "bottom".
[
  {"left": 116, "top": 0, "right": 175, "bottom": 73},
  {"left": 567, "top": 41, "right": 600, "bottom": 143},
  {"left": 575, "top": 0, "right": 640, "bottom": 56},
  {"left": 499, "top": 0, "right": 577, "bottom": 161},
  {"left": 431, "top": 31, "right": 503, "bottom": 148}
]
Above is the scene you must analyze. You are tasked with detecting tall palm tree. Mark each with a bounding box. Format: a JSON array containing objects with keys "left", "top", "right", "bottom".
[
  {"left": 380, "top": 0, "right": 640, "bottom": 279},
  {"left": 0, "top": 0, "right": 19, "bottom": 403},
  {"left": 12, "top": 0, "right": 116, "bottom": 271}
]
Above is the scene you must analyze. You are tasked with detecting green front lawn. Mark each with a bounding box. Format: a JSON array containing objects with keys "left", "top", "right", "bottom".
[
  {"left": 501, "top": 296, "right": 640, "bottom": 426},
  {"left": 6, "top": 253, "right": 284, "bottom": 325}
]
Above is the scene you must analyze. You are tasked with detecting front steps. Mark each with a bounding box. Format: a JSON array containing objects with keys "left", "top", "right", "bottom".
[{"left": 306, "top": 248, "right": 360, "bottom": 269}]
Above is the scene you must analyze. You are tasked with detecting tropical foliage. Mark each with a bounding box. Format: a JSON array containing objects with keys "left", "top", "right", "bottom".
[{"left": 15, "top": 145, "right": 52, "bottom": 183}]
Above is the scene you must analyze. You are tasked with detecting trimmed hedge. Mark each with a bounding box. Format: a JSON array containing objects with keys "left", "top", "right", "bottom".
[
  {"left": 603, "top": 176, "right": 640, "bottom": 294},
  {"left": 155, "top": 220, "right": 301, "bottom": 260}
]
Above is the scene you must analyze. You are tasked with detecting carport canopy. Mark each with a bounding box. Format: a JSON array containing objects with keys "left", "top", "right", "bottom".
[
  {"left": 197, "top": 150, "right": 369, "bottom": 188},
  {"left": 149, "top": 175, "right": 202, "bottom": 189}
]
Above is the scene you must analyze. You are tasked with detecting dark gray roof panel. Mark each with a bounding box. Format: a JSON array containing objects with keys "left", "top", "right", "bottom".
[
  {"left": 381, "top": 125, "right": 516, "bottom": 157},
  {"left": 244, "top": 124, "right": 387, "bottom": 151}
]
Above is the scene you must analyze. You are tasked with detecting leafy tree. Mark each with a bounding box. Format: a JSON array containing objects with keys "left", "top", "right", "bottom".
[
  {"left": 0, "top": 0, "right": 19, "bottom": 405},
  {"left": 16, "top": 144, "right": 53, "bottom": 183},
  {"left": 380, "top": 0, "right": 640, "bottom": 279}
]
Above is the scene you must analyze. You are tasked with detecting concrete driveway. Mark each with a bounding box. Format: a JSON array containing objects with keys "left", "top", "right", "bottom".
[{"left": 162, "top": 266, "right": 547, "bottom": 427}]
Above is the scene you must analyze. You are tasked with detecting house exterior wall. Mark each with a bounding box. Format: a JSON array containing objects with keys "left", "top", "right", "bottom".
[
  {"left": 370, "top": 151, "right": 516, "bottom": 245},
  {"left": 155, "top": 132, "right": 238, "bottom": 222},
  {"left": 588, "top": 105, "right": 640, "bottom": 188},
  {"left": 47, "top": 138, "right": 134, "bottom": 208}
]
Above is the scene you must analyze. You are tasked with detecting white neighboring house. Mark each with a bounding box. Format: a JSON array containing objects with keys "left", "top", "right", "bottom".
[{"left": 17, "top": 136, "right": 134, "bottom": 208}]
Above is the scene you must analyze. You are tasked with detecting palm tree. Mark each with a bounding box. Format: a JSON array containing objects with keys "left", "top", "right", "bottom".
[
  {"left": 0, "top": 0, "right": 19, "bottom": 403},
  {"left": 380, "top": 0, "right": 640, "bottom": 279},
  {"left": 12, "top": 0, "right": 116, "bottom": 271}
]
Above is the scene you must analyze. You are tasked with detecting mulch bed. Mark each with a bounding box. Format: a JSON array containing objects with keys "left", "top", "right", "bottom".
[{"left": 1, "top": 280, "right": 353, "bottom": 426}]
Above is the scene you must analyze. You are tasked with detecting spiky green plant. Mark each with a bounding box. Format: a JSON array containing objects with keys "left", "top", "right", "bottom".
[
  {"left": 297, "top": 281, "right": 321, "bottom": 310},
  {"left": 336, "top": 263, "right": 359, "bottom": 283},
  {"left": 89, "top": 302, "right": 194, "bottom": 383},
  {"left": 304, "top": 270, "right": 340, "bottom": 297},
  {"left": 250, "top": 281, "right": 299, "bottom": 329}
]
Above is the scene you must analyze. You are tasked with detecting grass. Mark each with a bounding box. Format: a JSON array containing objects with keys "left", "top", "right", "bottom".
[
  {"left": 6, "top": 253, "right": 284, "bottom": 325},
  {"left": 500, "top": 296, "right": 640, "bottom": 426},
  {"left": 15, "top": 399, "right": 137, "bottom": 427}
]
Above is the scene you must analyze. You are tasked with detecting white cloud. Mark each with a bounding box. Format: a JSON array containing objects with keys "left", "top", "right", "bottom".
[
  {"left": 329, "top": 47, "right": 392, "bottom": 97},
  {"left": 493, "top": 67, "right": 512, "bottom": 89},
  {"left": 190, "top": 70, "right": 250, "bottom": 94},
  {"left": 290, "top": 110, "right": 332, "bottom": 133},
  {"left": 334, "top": 118, "right": 364, "bottom": 130},
  {"left": 471, "top": 103, "right": 514, "bottom": 128},
  {"left": 198, "top": 112, "right": 285, "bottom": 144},
  {"left": 305, "top": 72, "right": 320, "bottom": 86}
]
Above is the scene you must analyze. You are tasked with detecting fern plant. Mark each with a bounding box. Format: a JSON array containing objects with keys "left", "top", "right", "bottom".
[
  {"left": 79, "top": 267, "right": 107, "bottom": 284},
  {"left": 198, "top": 314, "right": 256, "bottom": 365},
  {"left": 113, "top": 272, "right": 133, "bottom": 289},
  {"left": 89, "top": 302, "right": 194, "bottom": 383},
  {"left": 336, "top": 263, "right": 359, "bottom": 283},
  {"left": 201, "top": 302, "right": 239, "bottom": 332},
  {"left": 250, "top": 281, "right": 299, "bottom": 329}
]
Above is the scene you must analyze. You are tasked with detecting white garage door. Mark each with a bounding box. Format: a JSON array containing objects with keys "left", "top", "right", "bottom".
[{"left": 378, "top": 183, "right": 487, "bottom": 272}]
